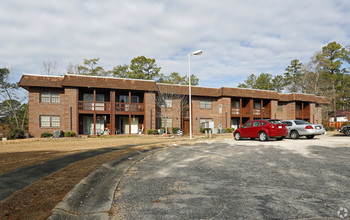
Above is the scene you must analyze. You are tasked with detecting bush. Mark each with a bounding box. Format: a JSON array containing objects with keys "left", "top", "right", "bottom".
[
  {"left": 329, "top": 126, "right": 335, "bottom": 131},
  {"left": 343, "top": 121, "right": 350, "bottom": 126},
  {"left": 172, "top": 127, "right": 180, "bottom": 134},
  {"left": 41, "top": 132, "right": 53, "bottom": 138},
  {"left": 147, "top": 129, "right": 158, "bottom": 135},
  {"left": 225, "top": 128, "right": 235, "bottom": 133},
  {"left": 64, "top": 131, "right": 76, "bottom": 137},
  {"left": 8, "top": 129, "right": 25, "bottom": 139}
]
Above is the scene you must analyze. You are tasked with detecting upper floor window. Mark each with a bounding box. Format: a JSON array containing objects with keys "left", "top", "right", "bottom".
[
  {"left": 254, "top": 101, "right": 261, "bottom": 109},
  {"left": 200, "top": 100, "right": 212, "bottom": 109},
  {"left": 232, "top": 100, "right": 240, "bottom": 108},
  {"left": 119, "top": 95, "right": 139, "bottom": 103},
  {"left": 159, "top": 99, "right": 172, "bottom": 108},
  {"left": 40, "top": 91, "right": 60, "bottom": 103}
]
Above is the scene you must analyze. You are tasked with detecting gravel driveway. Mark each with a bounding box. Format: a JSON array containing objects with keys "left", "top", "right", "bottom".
[{"left": 111, "top": 135, "right": 350, "bottom": 219}]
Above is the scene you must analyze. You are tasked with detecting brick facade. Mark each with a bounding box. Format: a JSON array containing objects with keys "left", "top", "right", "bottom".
[{"left": 19, "top": 74, "right": 328, "bottom": 137}]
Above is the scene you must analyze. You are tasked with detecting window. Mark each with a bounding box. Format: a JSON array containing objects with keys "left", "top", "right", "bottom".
[
  {"left": 282, "top": 121, "right": 292, "bottom": 126},
  {"left": 119, "top": 95, "right": 139, "bottom": 103},
  {"left": 40, "top": 116, "right": 60, "bottom": 127},
  {"left": 40, "top": 91, "right": 60, "bottom": 103},
  {"left": 160, "top": 99, "right": 172, "bottom": 107},
  {"left": 232, "top": 100, "right": 240, "bottom": 108},
  {"left": 243, "top": 121, "right": 252, "bottom": 128},
  {"left": 157, "top": 118, "right": 172, "bottom": 128},
  {"left": 200, "top": 100, "right": 212, "bottom": 109},
  {"left": 253, "top": 121, "right": 260, "bottom": 126},
  {"left": 200, "top": 118, "right": 213, "bottom": 128},
  {"left": 254, "top": 101, "right": 261, "bottom": 109}
]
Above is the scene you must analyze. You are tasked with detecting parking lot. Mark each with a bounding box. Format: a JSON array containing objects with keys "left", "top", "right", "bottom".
[{"left": 111, "top": 135, "right": 350, "bottom": 219}]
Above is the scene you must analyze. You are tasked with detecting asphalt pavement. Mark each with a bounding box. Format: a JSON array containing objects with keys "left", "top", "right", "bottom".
[{"left": 109, "top": 136, "right": 350, "bottom": 219}]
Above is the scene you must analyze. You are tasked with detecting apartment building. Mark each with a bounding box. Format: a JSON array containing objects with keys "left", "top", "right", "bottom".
[{"left": 19, "top": 74, "right": 328, "bottom": 137}]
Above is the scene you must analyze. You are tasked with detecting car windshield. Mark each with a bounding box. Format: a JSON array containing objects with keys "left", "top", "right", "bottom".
[
  {"left": 294, "top": 120, "right": 311, "bottom": 125},
  {"left": 268, "top": 119, "right": 282, "bottom": 124}
]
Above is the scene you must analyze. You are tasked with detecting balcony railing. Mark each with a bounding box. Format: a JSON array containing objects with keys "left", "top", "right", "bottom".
[
  {"left": 78, "top": 101, "right": 110, "bottom": 111},
  {"left": 115, "top": 102, "right": 144, "bottom": 112},
  {"left": 231, "top": 107, "right": 271, "bottom": 118},
  {"left": 232, "top": 107, "right": 240, "bottom": 115},
  {"left": 253, "top": 109, "right": 261, "bottom": 116},
  {"left": 296, "top": 110, "right": 310, "bottom": 118}
]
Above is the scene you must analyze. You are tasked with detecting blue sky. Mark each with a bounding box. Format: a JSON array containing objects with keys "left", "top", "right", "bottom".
[{"left": 1, "top": 0, "right": 349, "bottom": 89}]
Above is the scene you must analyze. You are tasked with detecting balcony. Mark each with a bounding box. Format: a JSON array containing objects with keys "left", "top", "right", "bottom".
[
  {"left": 115, "top": 102, "right": 144, "bottom": 114},
  {"left": 78, "top": 101, "right": 110, "bottom": 112},
  {"left": 296, "top": 110, "right": 310, "bottom": 119},
  {"left": 231, "top": 107, "right": 240, "bottom": 115},
  {"left": 231, "top": 107, "right": 271, "bottom": 118}
]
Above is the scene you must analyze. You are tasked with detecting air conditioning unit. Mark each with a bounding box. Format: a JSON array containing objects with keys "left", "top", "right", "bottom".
[{"left": 54, "top": 130, "right": 62, "bottom": 138}]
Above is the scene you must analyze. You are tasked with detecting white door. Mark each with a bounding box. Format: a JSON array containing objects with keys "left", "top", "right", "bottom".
[
  {"left": 231, "top": 119, "right": 239, "bottom": 129},
  {"left": 83, "top": 116, "right": 93, "bottom": 135},
  {"left": 123, "top": 117, "right": 139, "bottom": 134}
]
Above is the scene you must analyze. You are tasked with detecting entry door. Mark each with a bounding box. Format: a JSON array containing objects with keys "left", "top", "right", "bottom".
[
  {"left": 231, "top": 119, "right": 239, "bottom": 129},
  {"left": 123, "top": 117, "right": 139, "bottom": 134},
  {"left": 183, "top": 119, "right": 190, "bottom": 135},
  {"left": 83, "top": 116, "right": 93, "bottom": 135}
]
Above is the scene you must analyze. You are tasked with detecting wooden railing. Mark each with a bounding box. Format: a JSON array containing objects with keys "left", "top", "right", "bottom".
[
  {"left": 296, "top": 110, "right": 310, "bottom": 118},
  {"left": 231, "top": 107, "right": 271, "bottom": 118},
  {"left": 231, "top": 107, "right": 240, "bottom": 115},
  {"left": 78, "top": 101, "right": 110, "bottom": 111},
  {"left": 115, "top": 102, "right": 144, "bottom": 112}
]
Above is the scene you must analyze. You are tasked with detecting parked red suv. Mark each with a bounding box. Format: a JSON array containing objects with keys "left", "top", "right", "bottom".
[{"left": 234, "top": 119, "right": 288, "bottom": 141}]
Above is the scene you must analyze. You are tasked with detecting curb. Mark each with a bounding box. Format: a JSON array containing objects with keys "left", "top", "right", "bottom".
[{"left": 48, "top": 149, "right": 159, "bottom": 220}]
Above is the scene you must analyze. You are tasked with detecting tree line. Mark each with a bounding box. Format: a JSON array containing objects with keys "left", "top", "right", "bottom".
[
  {"left": 238, "top": 41, "right": 350, "bottom": 119},
  {"left": 65, "top": 56, "right": 199, "bottom": 85}
]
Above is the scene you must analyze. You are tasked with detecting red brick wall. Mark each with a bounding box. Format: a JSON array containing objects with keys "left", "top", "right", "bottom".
[
  {"left": 63, "top": 88, "right": 78, "bottom": 133},
  {"left": 192, "top": 97, "right": 231, "bottom": 134},
  {"left": 157, "top": 98, "right": 182, "bottom": 130},
  {"left": 144, "top": 92, "right": 156, "bottom": 130},
  {"left": 28, "top": 88, "right": 65, "bottom": 137}
]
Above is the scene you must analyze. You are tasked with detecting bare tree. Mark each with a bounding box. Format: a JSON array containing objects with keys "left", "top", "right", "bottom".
[
  {"left": 153, "top": 84, "right": 187, "bottom": 134},
  {"left": 41, "top": 60, "right": 57, "bottom": 75}
]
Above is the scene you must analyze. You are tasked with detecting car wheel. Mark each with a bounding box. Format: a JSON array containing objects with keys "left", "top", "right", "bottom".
[
  {"left": 290, "top": 130, "right": 299, "bottom": 139},
  {"left": 234, "top": 132, "right": 242, "bottom": 140},
  {"left": 259, "top": 132, "right": 268, "bottom": 141},
  {"left": 345, "top": 129, "right": 350, "bottom": 136},
  {"left": 306, "top": 135, "right": 315, "bottom": 139},
  {"left": 276, "top": 137, "right": 284, "bottom": 141}
]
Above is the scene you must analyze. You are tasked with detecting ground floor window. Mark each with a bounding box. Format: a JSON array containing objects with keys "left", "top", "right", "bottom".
[
  {"left": 40, "top": 116, "right": 60, "bottom": 128},
  {"left": 157, "top": 117, "right": 173, "bottom": 129},
  {"left": 200, "top": 118, "right": 213, "bottom": 128}
]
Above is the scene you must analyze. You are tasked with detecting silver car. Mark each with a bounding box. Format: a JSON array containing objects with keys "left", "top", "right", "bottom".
[{"left": 282, "top": 120, "right": 326, "bottom": 139}]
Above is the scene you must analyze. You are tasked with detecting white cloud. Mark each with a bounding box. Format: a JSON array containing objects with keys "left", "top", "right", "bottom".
[{"left": 0, "top": 0, "right": 349, "bottom": 89}]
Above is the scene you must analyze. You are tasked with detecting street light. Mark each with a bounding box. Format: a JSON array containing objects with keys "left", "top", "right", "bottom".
[{"left": 188, "top": 49, "right": 202, "bottom": 139}]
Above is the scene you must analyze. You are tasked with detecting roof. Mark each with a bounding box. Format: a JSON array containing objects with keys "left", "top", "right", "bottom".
[
  {"left": 329, "top": 110, "right": 350, "bottom": 117},
  {"left": 18, "top": 74, "right": 328, "bottom": 103}
]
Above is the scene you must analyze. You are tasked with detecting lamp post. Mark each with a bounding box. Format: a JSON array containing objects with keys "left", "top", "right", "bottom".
[{"left": 188, "top": 50, "right": 202, "bottom": 139}]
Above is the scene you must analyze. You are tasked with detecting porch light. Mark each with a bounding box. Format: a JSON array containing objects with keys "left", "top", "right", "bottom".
[{"left": 188, "top": 49, "right": 203, "bottom": 139}]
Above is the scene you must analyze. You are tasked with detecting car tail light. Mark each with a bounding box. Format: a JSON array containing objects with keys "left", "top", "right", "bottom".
[{"left": 305, "top": 125, "right": 314, "bottom": 129}]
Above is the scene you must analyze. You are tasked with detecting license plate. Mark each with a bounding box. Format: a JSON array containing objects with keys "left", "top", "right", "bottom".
[
  {"left": 316, "top": 126, "right": 320, "bottom": 129},
  {"left": 278, "top": 126, "right": 282, "bottom": 129}
]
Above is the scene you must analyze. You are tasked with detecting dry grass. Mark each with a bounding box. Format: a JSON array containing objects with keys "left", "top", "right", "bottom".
[
  {"left": 0, "top": 134, "right": 231, "bottom": 219},
  {"left": 0, "top": 135, "right": 195, "bottom": 220},
  {"left": 0, "top": 135, "right": 179, "bottom": 174}
]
